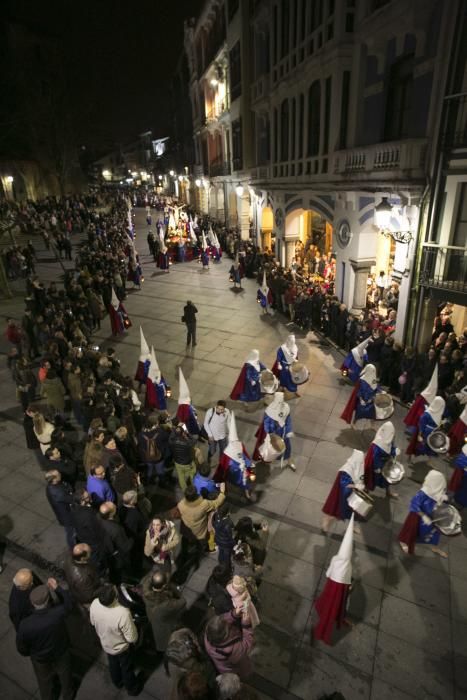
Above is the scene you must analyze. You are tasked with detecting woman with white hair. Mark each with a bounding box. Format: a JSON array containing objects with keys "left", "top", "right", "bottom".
[{"left": 399, "top": 470, "right": 448, "bottom": 557}]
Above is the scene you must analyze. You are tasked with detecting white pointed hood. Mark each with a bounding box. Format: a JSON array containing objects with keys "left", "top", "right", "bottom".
[
  {"left": 213, "top": 232, "right": 221, "bottom": 248},
  {"left": 139, "top": 327, "right": 150, "bottom": 362},
  {"left": 208, "top": 224, "right": 215, "bottom": 243},
  {"left": 359, "top": 363, "right": 378, "bottom": 389},
  {"left": 372, "top": 421, "right": 395, "bottom": 454},
  {"left": 246, "top": 349, "right": 261, "bottom": 372},
  {"left": 202, "top": 232, "right": 209, "bottom": 251},
  {"left": 351, "top": 336, "right": 372, "bottom": 366},
  {"left": 224, "top": 411, "right": 243, "bottom": 461},
  {"left": 189, "top": 220, "right": 197, "bottom": 243},
  {"left": 159, "top": 228, "right": 167, "bottom": 253},
  {"left": 265, "top": 391, "right": 290, "bottom": 426},
  {"left": 326, "top": 514, "right": 355, "bottom": 585},
  {"left": 421, "top": 469, "right": 446, "bottom": 505},
  {"left": 178, "top": 367, "right": 191, "bottom": 405},
  {"left": 147, "top": 346, "right": 161, "bottom": 384},
  {"left": 421, "top": 365, "right": 438, "bottom": 404},
  {"left": 426, "top": 396, "right": 445, "bottom": 426},
  {"left": 111, "top": 288, "right": 120, "bottom": 310},
  {"left": 281, "top": 334, "right": 298, "bottom": 364},
  {"left": 339, "top": 450, "right": 364, "bottom": 484},
  {"left": 260, "top": 270, "right": 269, "bottom": 295}
]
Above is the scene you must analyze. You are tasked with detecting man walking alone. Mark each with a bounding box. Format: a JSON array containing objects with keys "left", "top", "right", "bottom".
[{"left": 182, "top": 300, "right": 198, "bottom": 347}]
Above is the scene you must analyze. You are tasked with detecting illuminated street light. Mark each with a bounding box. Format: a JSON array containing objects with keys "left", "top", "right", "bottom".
[
  {"left": 235, "top": 183, "right": 244, "bottom": 197},
  {"left": 158, "top": 174, "right": 163, "bottom": 180},
  {"left": 210, "top": 78, "right": 218, "bottom": 87},
  {"left": 178, "top": 175, "right": 184, "bottom": 182},
  {"left": 374, "top": 196, "right": 392, "bottom": 229},
  {"left": 169, "top": 170, "right": 175, "bottom": 177},
  {"left": 195, "top": 179, "right": 202, "bottom": 187},
  {"left": 6, "top": 176, "right": 14, "bottom": 183}
]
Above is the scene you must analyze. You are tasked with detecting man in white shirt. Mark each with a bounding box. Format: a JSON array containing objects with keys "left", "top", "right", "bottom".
[
  {"left": 204, "top": 400, "right": 231, "bottom": 464},
  {"left": 90, "top": 584, "right": 143, "bottom": 695}
]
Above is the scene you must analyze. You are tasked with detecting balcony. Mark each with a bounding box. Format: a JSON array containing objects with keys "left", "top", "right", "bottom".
[
  {"left": 209, "top": 158, "right": 231, "bottom": 177},
  {"left": 419, "top": 245, "right": 467, "bottom": 294},
  {"left": 205, "top": 103, "right": 228, "bottom": 126},
  {"left": 333, "top": 138, "right": 427, "bottom": 182}
]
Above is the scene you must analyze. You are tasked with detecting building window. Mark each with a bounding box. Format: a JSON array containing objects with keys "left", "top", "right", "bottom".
[
  {"left": 453, "top": 183, "right": 467, "bottom": 246},
  {"left": 274, "top": 108, "right": 278, "bottom": 162},
  {"left": 308, "top": 80, "right": 321, "bottom": 156},
  {"left": 228, "top": 0, "right": 239, "bottom": 22},
  {"left": 280, "top": 99, "right": 289, "bottom": 161},
  {"left": 323, "top": 77, "right": 331, "bottom": 154},
  {"left": 232, "top": 118, "right": 243, "bottom": 170},
  {"left": 229, "top": 42, "right": 242, "bottom": 101},
  {"left": 281, "top": 0, "right": 290, "bottom": 58},
  {"left": 383, "top": 54, "right": 414, "bottom": 141},
  {"left": 298, "top": 93, "right": 304, "bottom": 157},
  {"left": 339, "top": 71, "right": 351, "bottom": 149},
  {"left": 291, "top": 97, "right": 296, "bottom": 159}
]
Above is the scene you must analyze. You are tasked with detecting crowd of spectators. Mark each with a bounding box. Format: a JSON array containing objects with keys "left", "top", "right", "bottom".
[{"left": 4, "top": 190, "right": 264, "bottom": 699}]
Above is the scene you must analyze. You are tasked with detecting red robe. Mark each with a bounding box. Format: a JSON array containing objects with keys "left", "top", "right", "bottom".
[
  {"left": 230, "top": 364, "right": 247, "bottom": 401},
  {"left": 176, "top": 404, "right": 192, "bottom": 423},
  {"left": 134, "top": 360, "right": 147, "bottom": 382},
  {"left": 448, "top": 467, "right": 464, "bottom": 493},
  {"left": 403, "top": 395, "right": 427, "bottom": 428},
  {"left": 340, "top": 383, "right": 360, "bottom": 424},
  {"left": 398, "top": 512, "right": 420, "bottom": 554},
  {"left": 313, "top": 579, "right": 350, "bottom": 645},
  {"left": 363, "top": 444, "right": 377, "bottom": 491},
  {"left": 448, "top": 417, "right": 466, "bottom": 456},
  {"left": 253, "top": 421, "right": 267, "bottom": 461},
  {"left": 145, "top": 377, "right": 166, "bottom": 410},
  {"left": 271, "top": 359, "right": 279, "bottom": 378},
  {"left": 108, "top": 304, "right": 131, "bottom": 335},
  {"left": 322, "top": 474, "right": 342, "bottom": 518}
]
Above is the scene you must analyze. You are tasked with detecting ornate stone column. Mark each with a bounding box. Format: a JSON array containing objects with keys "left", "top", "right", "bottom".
[{"left": 349, "top": 258, "right": 375, "bottom": 312}]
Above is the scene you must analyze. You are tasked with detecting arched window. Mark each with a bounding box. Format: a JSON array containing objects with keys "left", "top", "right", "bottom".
[
  {"left": 308, "top": 80, "right": 321, "bottom": 156},
  {"left": 281, "top": 99, "right": 289, "bottom": 162}
]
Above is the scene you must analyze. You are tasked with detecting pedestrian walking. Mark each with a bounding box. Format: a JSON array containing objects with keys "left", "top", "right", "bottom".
[{"left": 182, "top": 300, "right": 198, "bottom": 347}]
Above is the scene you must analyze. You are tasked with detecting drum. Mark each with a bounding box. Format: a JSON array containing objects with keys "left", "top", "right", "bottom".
[
  {"left": 382, "top": 459, "right": 405, "bottom": 484},
  {"left": 347, "top": 489, "right": 374, "bottom": 518},
  {"left": 291, "top": 362, "right": 310, "bottom": 385},
  {"left": 260, "top": 370, "right": 279, "bottom": 395},
  {"left": 427, "top": 430, "right": 450, "bottom": 454},
  {"left": 432, "top": 504, "right": 462, "bottom": 536},
  {"left": 258, "top": 433, "right": 286, "bottom": 462},
  {"left": 374, "top": 392, "right": 394, "bottom": 420}
]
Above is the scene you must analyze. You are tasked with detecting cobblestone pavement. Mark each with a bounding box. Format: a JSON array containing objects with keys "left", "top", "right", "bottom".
[{"left": 0, "top": 208, "right": 465, "bottom": 699}]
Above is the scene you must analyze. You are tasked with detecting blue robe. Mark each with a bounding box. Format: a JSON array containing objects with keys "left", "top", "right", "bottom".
[
  {"left": 201, "top": 250, "right": 210, "bottom": 267},
  {"left": 339, "top": 471, "right": 354, "bottom": 520},
  {"left": 369, "top": 443, "right": 396, "bottom": 490},
  {"left": 264, "top": 413, "right": 292, "bottom": 459},
  {"left": 417, "top": 412, "right": 439, "bottom": 456},
  {"left": 224, "top": 453, "right": 253, "bottom": 491},
  {"left": 177, "top": 243, "right": 186, "bottom": 263},
  {"left": 409, "top": 491, "right": 441, "bottom": 546},
  {"left": 240, "top": 362, "right": 266, "bottom": 402},
  {"left": 341, "top": 352, "right": 365, "bottom": 383},
  {"left": 354, "top": 379, "right": 378, "bottom": 421},
  {"left": 257, "top": 289, "right": 271, "bottom": 309},
  {"left": 276, "top": 347, "right": 297, "bottom": 392},
  {"left": 452, "top": 452, "right": 467, "bottom": 507}
]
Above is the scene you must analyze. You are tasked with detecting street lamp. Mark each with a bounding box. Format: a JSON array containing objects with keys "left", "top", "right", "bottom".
[
  {"left": 235, "top": 183, "right": 244, "bottom": 197},
  {"left": 195, "top": 178, "right": 202, "bottom": 187},
  {"left": 178, "top": 175, "right": 184, "bottom": 182},
  {"left": 374, "top": 196, "right": 392, "bottom": 230},
  {"left": 5, "top": 176, "right": 14, "bottom": 183},
  {"left": 158, "top": 174, "right": 163, "bottom": 180},
  {"left": 169, "top": 170, "right": 175, "bottom": 177}
]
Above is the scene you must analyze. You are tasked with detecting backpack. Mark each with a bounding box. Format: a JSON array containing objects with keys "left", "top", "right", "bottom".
[{"left": 142, "top": 433, "right": 161, "bottom": 462}]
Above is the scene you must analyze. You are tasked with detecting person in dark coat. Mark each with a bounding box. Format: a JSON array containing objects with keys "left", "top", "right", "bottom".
[
  {"left": 63, "top": 543, "right": 102, "bottom": 606},
  {"left": 9, "top": 568, "right": 43, "bottom": 630},
  {"left": 70, "top": 488, "right": 108, "bottom": 575},
  {"left": 206, "top": 564, "right": 234, "bottom": 615},
  {"left": 16, "top": 579, "right": 74, "bottom": 700},
  {"left": 212, "top": 503, "right": 235, "bottom": 564},
  {"left": 99, "top": 502, "right": 134, "bottom": 583},
  {"left": 183, "top": 300, "right": 198, "bottom": 347},
  {"left": 335, "top": 305, "right": 349, "bottom": 348},
  {"left": 119, "top": 489, "right": 148, "bottom": 576},
  {"left": 44, "top": 470, "right": 75, "bottom": 548},
  {"left": 141, "top": 570, "right": 187, "bottom": 653}
]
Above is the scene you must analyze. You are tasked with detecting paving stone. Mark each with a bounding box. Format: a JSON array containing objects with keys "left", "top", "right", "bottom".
[
  {"left": 250, "top": 623, "right": 299, "bottom": 689},
  {"left": 313, "top": 620, "right": 378, "bottom": 676},
  {"left": 289, "top": 641, "right": 372, "bottom": 700},
  {"left": 261, "top": 548, "right": 322, "bottom": 600},
  {"left": 370, "top": 678, "right": 417, "bottom": 700},
  {"left": 0, "top": 672, "right": 34, "bottom": 699},
  {"left": 0, "top": 628, "right": 39, "bottom": 694},
  {"left": 374, "top": 630, "right": 453, "bottom": 699},
  {"left": 271, "top": 521, "right": 333, "bottom": 567},
  {"left": 383, "top": 557, "right": 451, "bottom": 616}
]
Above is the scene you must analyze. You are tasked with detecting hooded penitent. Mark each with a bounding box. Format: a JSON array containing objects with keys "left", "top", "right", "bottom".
[
  {"left": 421, "top": 469, "right": 447, "bottom": 506},
  {"left": 281, "top": 334, "right": 298, "bottom": 364},
  {"left": 426, "top": 396, "right": 445, "bottom": 426},
  {"left": 351, "top": 337, "right": 372, "bottom": 366},
  {"left": 223, "top": 411, "right": 242, "bottom": 461},
  {"left": 147, "top": 346, "right": 161, "bottom": 384},
  {"left": 159, "top": 228, "right": 168, "bottom": 253},
  {"left": 139, "top": 327, "right": 150, "bottom": 363},
  {"left": 202, "top": 232, "right": 209, "bottom": 251},
  {"left": 359, "top": 363, "right": 378, "bottom": 389},
  {"left": 178, "top": 367, "right": 191, "bottom": 405},
  {"left": 135, "top": 326, "right": 151, "bottom": 382},
  {"left": 372, "top": 421, "right": 395, "bottom": 454},
  {"left": 260, "top": 270, "right": 269, "bottom": 295},
  {"left": 339, "top": 450, "right": 364, "bottom": 484},
  {"left": 421, "top": 365, "right": 438, "bottom": 404},
  {"left": 313, "top": 514, "right": 355, "bottom": 644},
  {"left": 111, "top": 288, "right": 120, "bottom": 310},
  {"left": 265, "top": 391, "right": 289, "bottom": 426},
  {"left": 246, "top": 349, "right": 261, "bottom": 372}
]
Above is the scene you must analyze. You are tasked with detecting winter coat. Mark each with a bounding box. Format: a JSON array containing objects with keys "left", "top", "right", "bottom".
[
  {"left": 41, "top": 376, "right": 66, "bottom": 412},
  {"left": 144, "top": 520, "right": 180, "bottom": 562},
  {"left": 141, "top": 575, "right": 187, "bottom": 651},
  {"left": 178, "top": 493, "right": 225, "bottom": 540},
  {"left": 204, "top": 611, "right": 254, "bottom": 679}
]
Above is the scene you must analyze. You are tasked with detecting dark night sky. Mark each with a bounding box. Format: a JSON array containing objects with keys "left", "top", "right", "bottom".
[{"left": 7, "top": 0, "right": 204, "bottom": 148}]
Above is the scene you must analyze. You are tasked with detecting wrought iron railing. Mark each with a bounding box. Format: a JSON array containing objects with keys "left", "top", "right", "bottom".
[
  {"left": 209, "top": 159, "right": 231, "bottom": 177},
  {"left": 419, "top": 245, "right": 467, "bottom": 292}
]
